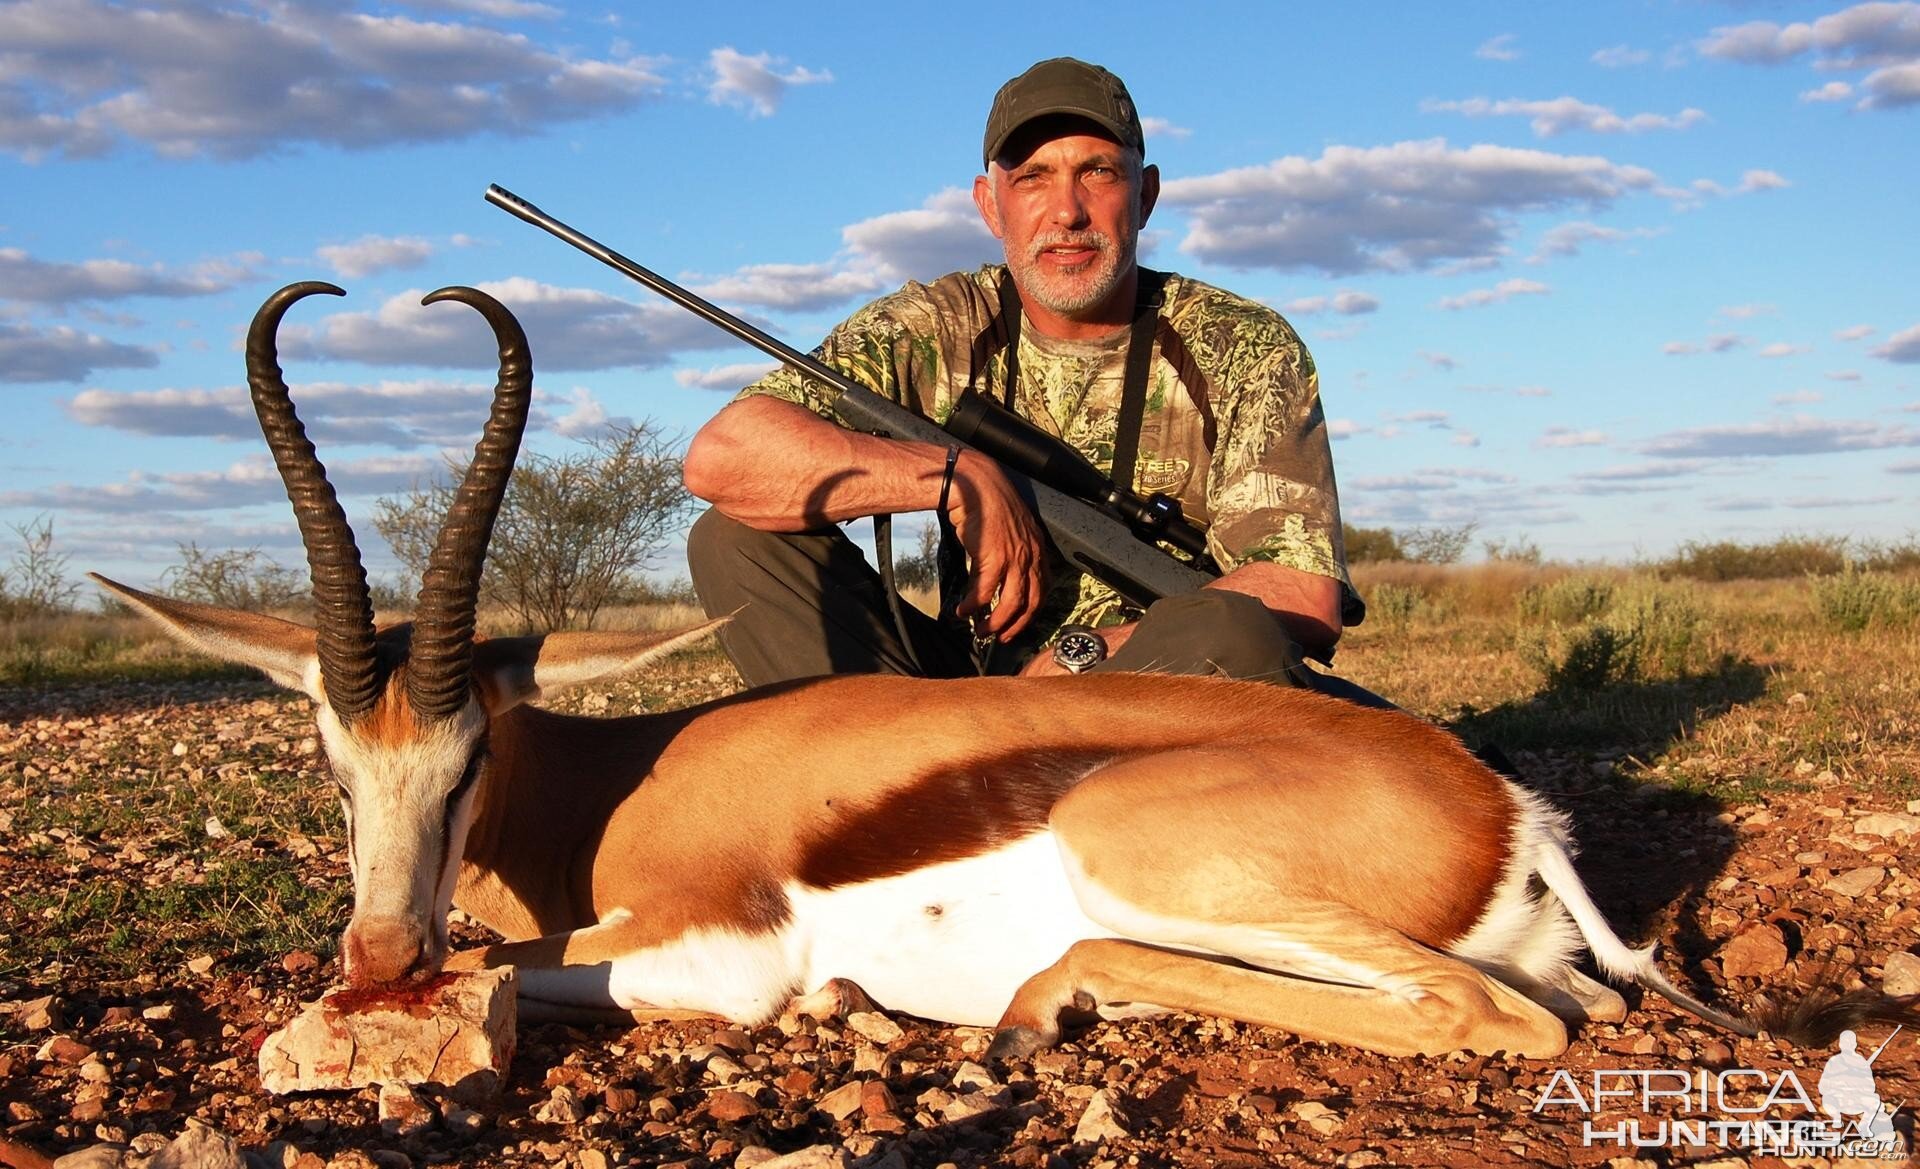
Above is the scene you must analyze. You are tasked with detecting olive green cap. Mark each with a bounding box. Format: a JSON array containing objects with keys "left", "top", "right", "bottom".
[{"left": 982, "top": 57, "right": 1144, "bottom": 169}]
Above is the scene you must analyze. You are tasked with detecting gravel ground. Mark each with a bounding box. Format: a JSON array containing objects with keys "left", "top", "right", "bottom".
[{"left": 2, "top": 680, "right": 1917, "bottom": 1168}]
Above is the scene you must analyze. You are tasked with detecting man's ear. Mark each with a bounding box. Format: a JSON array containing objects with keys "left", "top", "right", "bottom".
[
  {"left": 973, "top": 173, "right": 1006, "bottom": 241},
  {"left": 1139, "top": 163, "right": 1160, "bottom": 227},
  {"left": 475, "top": 619, "right": 730, "bottom": 715}
]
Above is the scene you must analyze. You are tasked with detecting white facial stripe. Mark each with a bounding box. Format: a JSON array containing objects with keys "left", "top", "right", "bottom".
[{"left": 317, "top": 700, "right": 486, "bottom": 937}]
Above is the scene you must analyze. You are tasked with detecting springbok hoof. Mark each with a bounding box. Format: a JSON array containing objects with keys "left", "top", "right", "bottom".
[{"left": 986, "top": 1025, "right": 1051, "bottom": 1064}]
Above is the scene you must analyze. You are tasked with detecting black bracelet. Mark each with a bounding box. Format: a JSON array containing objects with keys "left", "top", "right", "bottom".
[{"left": 936, "top": 445, "right": 961, "bottom": 516}]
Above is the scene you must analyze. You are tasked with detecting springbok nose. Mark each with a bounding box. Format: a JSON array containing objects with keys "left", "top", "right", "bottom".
[{"left": 344, "top": 918, "right": 429, "bottom": 986}]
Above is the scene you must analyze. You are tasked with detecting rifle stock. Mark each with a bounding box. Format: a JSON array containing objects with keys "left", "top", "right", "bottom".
[{"left": 484, "top": 184, "right": 1217, "bottom": 609}]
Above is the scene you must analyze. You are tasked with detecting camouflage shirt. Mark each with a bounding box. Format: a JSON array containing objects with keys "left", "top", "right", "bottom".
[{"left": 736, "top": 264, "right": 1357, "bottom": 651}]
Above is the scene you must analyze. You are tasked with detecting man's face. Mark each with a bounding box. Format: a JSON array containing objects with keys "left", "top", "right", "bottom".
[{"left": 973, "top": 125, "right": 1159, "bottom": 327}]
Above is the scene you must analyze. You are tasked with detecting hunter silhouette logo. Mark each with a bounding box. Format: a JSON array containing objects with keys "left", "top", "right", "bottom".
[{"left": 1818, "top": 1026, "right": 1902, "bottom": 1150}]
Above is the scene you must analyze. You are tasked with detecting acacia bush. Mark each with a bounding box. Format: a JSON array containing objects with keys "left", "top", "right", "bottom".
[
  {"left": 161, "top": 544, "right": 307, "bottom": 612},
  {"left": 373, "top": 424, "right": 691, "bottom": 632},
  {"left": 0, "top": 516, "right": 80, "bottom": 620}
]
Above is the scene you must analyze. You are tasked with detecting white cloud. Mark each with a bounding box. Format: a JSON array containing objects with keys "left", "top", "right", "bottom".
[
  {"left": 0, "top": 321, "right": 158, "bottom": 383},
  {"left": 1141, "top": 116, "right": 1192, "bottom": 140},
  {"left": 0, "top": 0, "right": 666, "bottom": 160},
  {"left": 1872, "top": 322, "right": 1920, "bottom": 362},
  {"left": 0, "top": 247, "right": 259, "bottom": 304},
  {"left": 1707, "top": 333, "right": 1747, "bottom": 353},
  {"left": 674, "top": 361, "right": 779, "bottom": 390},
  {"left": 1836, "top": 323, "right": 1877, "bottom": 340},
  {"left": 706, "top": 47, "right": 831, "bottom": 117},
  {"left": 1436, "top": 278, "right": 1549, "bottom": 311},
  {"left": 1418, "top": 351, "right": 1460, "bottom": 371},
  {"left": 64, "top": 378, "right": 602, "bottom": 447},
  {"left": 1862, "top": 59, "right": 1920, "bottom": 107},
  {"left": 0, "top": 453, "right": 437, "bottom": 513},
  {"left": 1158, "top": 138, "right": 1659, "bottom": 275},
  {"left": 1592, "top": 45, "right": 1651, "bottom": 68},
  {"left": 1801, "top": 80, "right": 1856, "bottom": 101},
  {"left": 546, "top": 386, "right": 633, "bottom": 437},
  {"left": 1663, "top": 341, "right": 1700, "bottom": 356},
  {"left": 1698, "top": 3, "right": 1920, "bottom": 68},
  {"left": 1282, "top": 289, "right": 1379, "bottom": 316},
  {"left": 1476, "top": 34, "right": 1521, "bottom": 61},
  {"left": 841, "top": 188, "right": 998, "bottom": 283},
  {"left": 1827, "top": 369, "right": 1864, "bottom": 382},
  {"left": 1535, "top": 427, "right": 1609, "bottom": 448},
  {"left": 401, "top": 0, "right": 561, "bottom": 17},
  {"left": 316, "top": 235, "right": 436, "bottom": 279},
  {"left": 1758, "top": 342, "right": 1811, "bottom": 358},
  {"left": 1642, "top": 415, "right": 1920, "bottom": 457},
  {"left": 1772, "top": 390, "right": 1824, "bottom": 404},
  {"left": 1717, "top": 303, "right": 1778, "bottom": 320},
  {"left": 1514, "top": 385, "right": 1553, "bottom": 398},
  {"left": 1738, "top": 169, "right": 1791, "bottom": 193},
  {"left": 1531, "top": 220, "right": 1662, "bottom": 260},
  {"left": 688, "top": 262, "right": 886, "bottom": 311},
  {"left": 274, "top": 277, "right": 747, "bottom": 371},
  {"left": 1422, "top": 96, "right": 1708, "bottom": 137}
]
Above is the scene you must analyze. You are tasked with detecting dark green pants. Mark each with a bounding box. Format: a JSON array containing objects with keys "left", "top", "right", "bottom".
[{"left": 686, "top": 508, "right": 1390, "bottom": 707}]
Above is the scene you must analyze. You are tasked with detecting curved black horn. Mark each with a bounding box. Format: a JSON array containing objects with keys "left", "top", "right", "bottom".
[
  {"left": 407, "top": 286, "right": 533, "bottom": 722},
  {"left": 246, "top": 281, "right": 381, "bottom": 719}
]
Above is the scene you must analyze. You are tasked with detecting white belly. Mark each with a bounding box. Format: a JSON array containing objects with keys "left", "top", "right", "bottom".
[{"left": 783, "top": 830, "right": 1109, "bottom": 1026}]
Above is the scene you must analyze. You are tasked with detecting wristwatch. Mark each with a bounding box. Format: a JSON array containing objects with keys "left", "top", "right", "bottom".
[{"left": 1051, "top": 625, "right": 1107, "bottom": 674}]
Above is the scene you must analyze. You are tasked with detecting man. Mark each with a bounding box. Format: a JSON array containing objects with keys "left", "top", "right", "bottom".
[{"left": 683, "top": 57, "right": 1363, "bottom": 690}]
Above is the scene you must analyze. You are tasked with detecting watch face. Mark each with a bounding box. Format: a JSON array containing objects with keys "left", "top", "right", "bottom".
[{"left": 1053, "top": 630, "right": 1106, "bottom": 673}]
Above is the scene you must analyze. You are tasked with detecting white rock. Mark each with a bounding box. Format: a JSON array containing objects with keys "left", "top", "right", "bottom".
[
  {"left": 52, "top": 1146, "right": 127, "bottom": 1169},
  {"left": 1884, "top": 951, "right": 1920, "bottom": 997},
  {"left": 149, "top": 1122, "right": 248, "bottom": 1169},
  {"left": 1072, "top": 1089, "right": 1131, "bottom": 1145},
  {"left": 843, "top": 1012, "right": 903, "bottom": 1045},
  {"left": 531, "top": 1085, "right": 586, "bottom": 1125},
  {"left": 257, "top": 969, "right": 516, "bottom": 1095},
  {"left": 950, "top": 1062, "right": 998, "bottom": 1093},
  {"left": 1854, "top": 812, "right": 1920, "bottom": 839},
  {"left": 377, "top": 1082, "right": 436, "bottom": 1136},
  {"left": 940, "top": 1091, "right": 1004, "bottom": 1123},
  {"left": 752, "top": 1147, "right": 847, "bottom": 1169},
  {"left": 1826, "top": 867, "right": 1886, "bottom": 898}
]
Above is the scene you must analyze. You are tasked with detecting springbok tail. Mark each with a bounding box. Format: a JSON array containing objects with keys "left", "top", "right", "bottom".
[{"left": 1532, "top": 840, "right": 1759, "bottom": 1037}]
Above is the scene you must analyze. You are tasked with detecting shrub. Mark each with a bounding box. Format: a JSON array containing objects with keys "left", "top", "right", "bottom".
[
  {"left": 1343, "top": 525, "right": 1406, "bottom": 563},
  {"left": 0, "top": 516, "right": 80, "bottom": 620},
  {"left": 1518, "top": 576, "right": 1704, "bottom": 689},
  {"left": 374, "top": 423, "right": 691, "bottom": 632},
  {"left": 1809, "top": 564, "right": 1920, "bottom": 632},
  {"left": 162, "top": 544, "right": 307, "bottom": 612},
  {"left": 1519, "top": 575, "right": 1615, "bottom": 624},
  {"left": 1482, "top": 535, "right": 1543, "bottom": 565},
  {"left": 1659, "top": 536, "right": 1849, "bottom": 581}
]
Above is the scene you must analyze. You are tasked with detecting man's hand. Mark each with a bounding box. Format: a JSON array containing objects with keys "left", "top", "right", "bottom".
[{"left": 946, "top": 449, "right": 1049, "bottom": 642}]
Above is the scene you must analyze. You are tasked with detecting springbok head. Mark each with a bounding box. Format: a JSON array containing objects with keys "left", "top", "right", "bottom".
[{"left": 96, "top": 282, "right": 716, "bottom": 986}]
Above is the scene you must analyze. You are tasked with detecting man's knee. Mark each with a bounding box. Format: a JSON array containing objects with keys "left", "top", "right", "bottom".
[
  {"left": 687, "top": 507, "right": 764, "bottom": 582},
  {"left": 1107, "top": 590, "right": 1305, "bottom": 683}
]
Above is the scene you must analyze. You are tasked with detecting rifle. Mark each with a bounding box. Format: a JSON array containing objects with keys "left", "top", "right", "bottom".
[{"left": 484, "top": 184, "right": 1218, "bottom": 609}]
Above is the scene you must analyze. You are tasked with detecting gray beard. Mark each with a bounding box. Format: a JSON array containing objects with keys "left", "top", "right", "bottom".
[{"left": 1010, "top": 229, "right": 1133, "bottom": 316}]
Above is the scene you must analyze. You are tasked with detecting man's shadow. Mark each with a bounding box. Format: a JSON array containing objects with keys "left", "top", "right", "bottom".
[{"left": 1446, "top": 654, "right": 1770, "bottom": 996}]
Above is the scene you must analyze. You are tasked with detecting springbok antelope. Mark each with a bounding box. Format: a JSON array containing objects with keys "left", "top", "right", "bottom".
[{"left": 98, "top": 283, "right": 1900, "bottom": 1062}]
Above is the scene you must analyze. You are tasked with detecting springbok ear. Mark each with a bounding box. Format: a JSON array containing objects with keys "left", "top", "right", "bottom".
[
  {"left": 474, "top": 617, "right": 730, "bottom": 714},
  {"left": 91, "top": 573, "right": 322, "bottom": 698}
]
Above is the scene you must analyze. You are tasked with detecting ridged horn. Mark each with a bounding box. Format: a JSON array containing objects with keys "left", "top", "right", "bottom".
[
  {"left": 407, "top": 286, "right": 534, "bottom": 722},
  {"left": 246, "top": 281, "right": 380, "bottom": 719}
]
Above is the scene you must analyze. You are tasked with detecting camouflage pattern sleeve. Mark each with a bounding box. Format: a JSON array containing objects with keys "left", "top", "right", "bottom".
[
  {"left": 1203, "top": 315, "right": 1355, "bottom": 597},
  {"left": 730, "top": 284, "right": 946, "bottom": 418}
]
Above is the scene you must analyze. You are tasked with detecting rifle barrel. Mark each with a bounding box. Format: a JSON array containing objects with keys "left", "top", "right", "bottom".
[{"left": 485, "top": 185, "right": 865, "bottom": 400}]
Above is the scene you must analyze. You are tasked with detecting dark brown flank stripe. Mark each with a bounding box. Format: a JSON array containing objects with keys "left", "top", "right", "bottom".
[{"left": 795, "top": 747, "right": 1122, "bottom": 890}]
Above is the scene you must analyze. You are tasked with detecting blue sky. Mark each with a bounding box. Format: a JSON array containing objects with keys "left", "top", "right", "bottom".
[{"left": 3, "top": 0, "right": 1917, "bottom": 591}]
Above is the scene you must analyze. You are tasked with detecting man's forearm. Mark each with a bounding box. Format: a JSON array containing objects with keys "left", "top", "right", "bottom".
[{"left": 684, "top": 397, "right": 953, "bottom": 530}]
